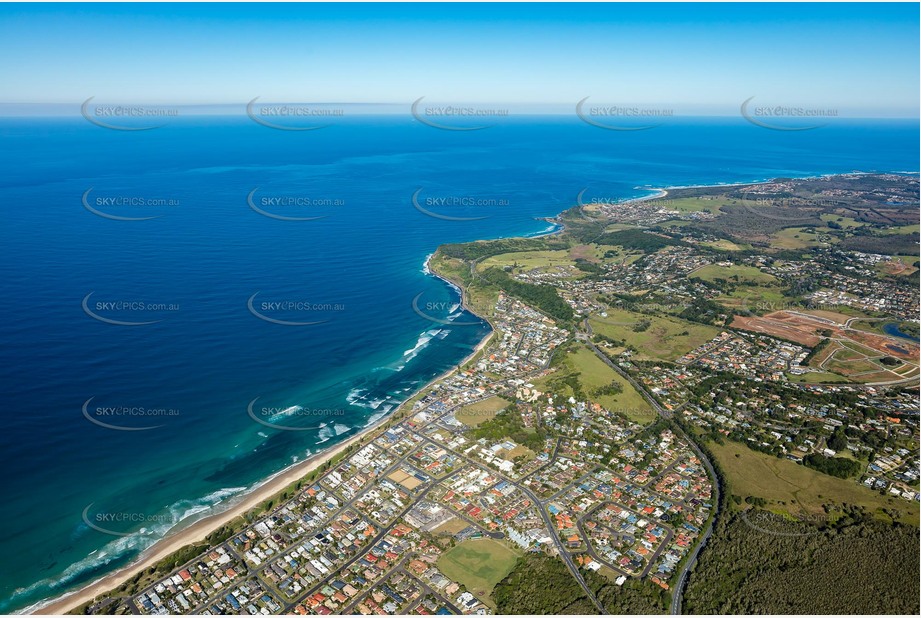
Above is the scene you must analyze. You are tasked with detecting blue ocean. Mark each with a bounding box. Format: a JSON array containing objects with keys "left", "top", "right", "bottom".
[{"left": 0, "top": 113, "right": 917, "bottom": 612}]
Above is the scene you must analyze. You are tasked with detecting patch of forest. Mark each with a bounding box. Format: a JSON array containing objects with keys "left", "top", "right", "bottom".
[
  {"left": 492, "top": 554, "right": 669, "bottom": 615},
  {"left": 683, "top": 510, "right": 920, "bottom": 614}
]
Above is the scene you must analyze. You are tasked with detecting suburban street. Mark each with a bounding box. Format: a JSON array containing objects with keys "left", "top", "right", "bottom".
[{"left": 582, "top": 320, "right": 721, "bottom": 615}]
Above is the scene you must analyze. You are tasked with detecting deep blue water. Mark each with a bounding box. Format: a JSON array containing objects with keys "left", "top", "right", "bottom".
[
  {"left": 883, "top": 322, "right": 920, "bottom": 342},
  {"left": 0, "top": 115, "right": 917, "bottom": 612}
]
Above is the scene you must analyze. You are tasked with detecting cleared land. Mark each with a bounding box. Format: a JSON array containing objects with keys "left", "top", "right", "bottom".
[
  {"left": 786, "top": 371, "right": 849, "bottom": 384},
  {"left": 730, "top": 310, "right": 919, "bottom": 383},
  {"left": 708, "top": 439, "right": 919, "bottom": 524},
  {"left": 535, "top": 344, "right": 656, "bottom": 424},
  {"left": 433, "top": 517, "right": 471, "bottom": 536},
  {"left": 731, "top": 313, "right": 823, "bottom": 347},
  {"left": 770, "top": 227, "right": 836, "bottom": 250},
  {"left": 476, "top": 245, "right": 615, "bottom": 278},
  {"left": 455, "top": 396, "right": 511, "bottom": 427},
  {"left": 571, "top": 345, "right": 654, "bottom": 424},
  {"left": 691, "top": 263, "right": 778, "bottom": 285},
  {"left": 436, "top": 538, "right": 521, "bottom": 609},
  {"left": 799, "top": 308, "right": 866, "bottom": 323},
  {"left": 878, "top": 260, "right": 917, "bottom": 277},
  {"left": 653, "top": 196, "right": 733, "bottom": 214},
  {"left": 820, "top": 213, "right": 868, "bottom": 229},
  {"left": 387, "top": 469, "right": 423, "bottom": 490},
  {"left": 590, "top": 308, "right": 721, "bottom": 362},
  {"left": 479, "top": 249, "right": 573, "bottom": 273},
  {"left": 700, "top": 239, "right": 746, "bottom": 251},
  {"left": 716, "top": 286, "right": 789, "bottom": 314}
]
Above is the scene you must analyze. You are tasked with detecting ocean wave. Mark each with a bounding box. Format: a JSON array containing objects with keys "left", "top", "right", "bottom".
[
  {"left": 347, "top": 387, "right": 393, "bottom": 411},
  {"left": 402, "top": 327, "right": 447, "bottom": 363},
  {"left": 267, "top": 405, "right": 303, "bottom": 421},
  {"left": 526, "top": 222, "right": 561, "bottom": 237},
  {"left": 346, "top": 387, "right": 370, "bottom": 406},
  {"left": 364, "top": 409, "right": 388, "bottom": 428},
  {"left": 167, "top": 486, "right": 247, "bottom": 524},
  {"left": 403, "top": 330, "right": 435, "bottom": 359},
  {"left": 442, "top": 279, "right": 463, "bottom": 296},
  {"left": 13, "top": 532, "right": 153, "bottom": 613},
  {"left": 14, "top": 486, "right": 247, "bottom": 614}
]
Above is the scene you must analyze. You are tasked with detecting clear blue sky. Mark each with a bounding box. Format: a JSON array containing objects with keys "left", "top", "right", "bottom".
[{"left": 0, "top": 2, "right": 917, "bottom": 116}]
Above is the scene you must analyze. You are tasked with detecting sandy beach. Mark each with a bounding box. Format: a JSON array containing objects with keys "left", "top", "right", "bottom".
[
  {"left": 30, "top": 178, "right": 775, "bottom": 615},
  {"left": 35, "top": 255, "right": 494, "bottom": 616},
  {"left": 35, "top": 430, "right": 362, "bottom": 615},
  {"left": 29, "top": 170, "right": 896, "bottom": 614}
]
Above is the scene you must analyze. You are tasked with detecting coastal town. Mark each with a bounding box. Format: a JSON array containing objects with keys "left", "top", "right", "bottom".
[
  {"left": 120, "top": 291, "right": 715, "bottom": 616},
  {"left": 70, "top": 173, "right": 918, "bottom": 616},
  {"left": 5, "top": 4, "right": 919, "bottom": 616}
]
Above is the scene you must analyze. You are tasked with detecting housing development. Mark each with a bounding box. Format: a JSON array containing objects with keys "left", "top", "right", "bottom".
[
  {"left": 74, "top": 174, "right": 918, "bottom": 615},
  {"left": 95, "top": 291, "right": 713, "bottom": 616}
]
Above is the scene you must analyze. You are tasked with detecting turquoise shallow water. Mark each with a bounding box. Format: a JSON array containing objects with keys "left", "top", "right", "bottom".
[{"left": 0, "top": 115, "right": 917, "bottom": 612}]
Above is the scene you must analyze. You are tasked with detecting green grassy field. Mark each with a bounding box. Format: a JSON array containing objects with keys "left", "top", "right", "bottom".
[
  {"left": 466, "top": 284, "right": 500, "bottom": 320},
  {"left": 803, "top": 305, "right": 874, "bottom": 321},
  {"left": 534, "top": 344, "right": 656, "bottom": 424},
  {"left": 569, "top": 345, "right": 655, "bottom": 424},
  {"left": 455, "top": 396, "right": 511, "bottom": 427},
  {"left": 603, "top": 223, "right": 641, "bottom": 232},
  {"left": 436, "top": 539, "right": 522, "bottom": 608},
  {"left": 820, "top": 213, "right": 868, "bottom": 229},
  {"left": 786, "top": 371, "right": 850, "bottom": 384},
  {"left": 597, "top": 245, "right": 644, "bottom": 264},
  {"left": 429, "top": 253, "right": 499, "bottom": 320},
  {"left": 770, "top": 227, "right": 837, "bottom": 250},
  {"left": 589, "top": 308, "right": 721, "bottom": 362},
  {"left": 700, "top": 239, "right": 747, "bottom": 251},
  {"left": 478, "top": 249, "right": 574, "bottom": 273},
  {"left": 838, "top": 339, "right": 884, "bottom": 356},
  {"left": 878, "top": 223, "right": 921, "bottom": 235},
  {"left": 830, "top": 346, "right": 869, "bottom": 362},
  {"left": 716, "top": 286, "right": 789, "bottom": 313},
  {"left": 476, "top": 244, "right": 626, "bottom": 276},
  {"left": 654, "top": 196, "right": 733, "bottom": 214},
  {"left": 690, "top": 263, "right": 778, "bottom": 285},
  {"left": 430, "top": 253, "right": 472, "bottom": 284},
  {"left": 708, "top": 439, "right": 919, "bottom": 525},
  {"left": 656, "top": 219, "right": 696, "bottom": 228},
  {"left": 848, "top": 321, "right": 884, "bottom": 336},
  {"left": 824, "top": 354, "right": 896, "bottom": 381}
]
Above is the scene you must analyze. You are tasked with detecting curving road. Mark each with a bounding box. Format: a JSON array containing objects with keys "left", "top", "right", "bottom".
[{"left": 582, "top": 320, "right": 720, "bottom": 615}]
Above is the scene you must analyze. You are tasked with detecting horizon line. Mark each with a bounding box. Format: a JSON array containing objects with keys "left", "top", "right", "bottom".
[{"left": 0, "top": 107, "right": 918, "bottom": 121}]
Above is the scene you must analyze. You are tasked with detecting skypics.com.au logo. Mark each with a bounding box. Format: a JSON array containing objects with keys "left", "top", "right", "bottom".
[{"left": 81, "top": 97, "right": 179, "bottom": 131}]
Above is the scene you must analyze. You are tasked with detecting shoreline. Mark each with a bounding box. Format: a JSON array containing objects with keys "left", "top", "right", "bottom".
[
  {"left": 34, "top": 255, "right": 496, "bottom": 616},
  {"left": 629, "top": 169, "right": 894, "bottom": 201},
  {"left": 26, "top": 169, "right": 879, "bottom": 615},
  {"left": 34, "top": 428, "right": 367, "bottom": 615}
]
